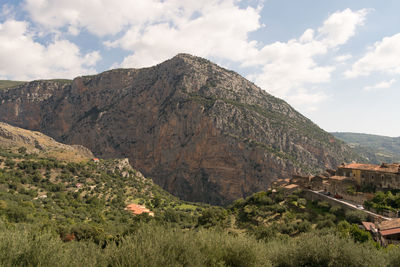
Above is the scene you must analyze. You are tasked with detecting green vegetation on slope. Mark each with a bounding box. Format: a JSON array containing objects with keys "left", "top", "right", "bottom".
[
  {"left": 1, "top": 145, "right": 400, "bottom": 266},
  {"left": 0, "top": 80, "right": 27, "bottom": 90},
  {"left": 332, "top": 132, "right": 400, "bottom": 163},
  {"left": 0, "top": 147, "right": 207, "bottom": 239},
  {"left": 0, "top": 79, "right": 71, "bottom": 91},
  {"left": 364, "top": 191, "right": 400, "bottom": 213}
]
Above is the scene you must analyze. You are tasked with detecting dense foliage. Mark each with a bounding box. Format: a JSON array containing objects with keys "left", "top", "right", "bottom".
[
  {"left": 2, "top": 222, "right": 400, "bottom": 267},
  {"left": 1, "top": 147, "right": 400, "bottom": 266},
  {"left": 0, "top": 148, "right": 206, "bottom": 239},
  {"left": 364, "top": 190, "right": 400, "bottom": 213}
]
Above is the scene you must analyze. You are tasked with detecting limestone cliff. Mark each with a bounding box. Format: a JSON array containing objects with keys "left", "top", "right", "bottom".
[{"left": 0, "top": 54, "right": 365, "bottom": 204}]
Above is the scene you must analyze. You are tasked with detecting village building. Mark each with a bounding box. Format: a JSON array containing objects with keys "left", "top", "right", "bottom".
[
  {"left": 282, "top": 184, "right": 299, "bottom": 195},
  {"left": 290, "top": 162, "right": 400, "bottom": 196},
  {"left": 290, "top": 175, "right": 310, "bottom": 188},
  {"left": 309, "top": 175, "right": 325, "bottom": 190},
  {"left": 336, "top": 163, "right": 400, "bottom": 190},
  {"left": 363, "top": 219, "right": 400, "bottom": 246},
  {"left": 327, "top": 175, "right": 356, "bottom": 196},
  {"left": 125, "top": 203, "right": 154, "bottom": 216}
]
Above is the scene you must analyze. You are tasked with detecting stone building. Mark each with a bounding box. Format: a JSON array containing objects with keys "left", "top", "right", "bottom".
[
  {"left": 327, "top": 175, "right": 355, "bottom": 196},
  {"left": 336, "top": 163, "right": 400, "bottom": 190}
]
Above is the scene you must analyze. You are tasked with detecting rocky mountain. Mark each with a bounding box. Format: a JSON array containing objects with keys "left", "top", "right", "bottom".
[
  {"left": 0, "top": 121, "right": 93, "bottom": 162},
  {"left": 0, "top": 54, "right": 365, "bottom": 205},
  {"left": 332, "top": 132, "right": 400, "bottom": 164}
]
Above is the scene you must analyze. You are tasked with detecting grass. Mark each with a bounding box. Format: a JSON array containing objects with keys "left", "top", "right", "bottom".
[
  {"left": 175, "top": 203, "right": 200, "bottom": 211},
  {"left": 44, "top": 79, "right": 72, "bottom": 84},
  {"left": 0, "top": 80, "right": 27, "bottom": 90},
  {"left": 0, "top": 79, "right": 72, "bottom": 91}
]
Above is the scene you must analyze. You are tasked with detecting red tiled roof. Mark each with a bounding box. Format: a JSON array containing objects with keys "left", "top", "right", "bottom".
[
  {"left": 126, "top": 204, "right": 153, "bottom": 216},
  {"left": 378, "top": 219, "right": 400, "bottom": 230},
  {"left": 380, "top": 228, "right": 400, "bottom": 236},
  {"left": 362, "top": 221, "right": 375, "bottom": 231},
  {"left": 340, "top": 163, "right": 400, "bottom": 174}
]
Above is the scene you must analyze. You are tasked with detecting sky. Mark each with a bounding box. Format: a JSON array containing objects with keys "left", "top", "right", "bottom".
[{"left": 0, "top": 0, "right": 399, "bottom": 137}]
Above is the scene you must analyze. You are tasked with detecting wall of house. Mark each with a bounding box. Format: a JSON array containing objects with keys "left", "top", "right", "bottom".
[{"left": 337, "top": 167, "right": 400, "bottom": 190}]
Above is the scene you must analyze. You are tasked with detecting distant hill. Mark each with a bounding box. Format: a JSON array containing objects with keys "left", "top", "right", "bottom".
[
  {"left": 0, "top": 80, "right": 27, "bottom": 90},
  {"left": 331, "top": 132, "right": 400, "bottom": 164},
  {"left": 0, "top": 122, "right": 93, "bottom": 162}
]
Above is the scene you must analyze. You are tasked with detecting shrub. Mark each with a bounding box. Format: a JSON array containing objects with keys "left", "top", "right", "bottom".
[{"left": 345, "top": 210, "right": 367, "bottom": 224}]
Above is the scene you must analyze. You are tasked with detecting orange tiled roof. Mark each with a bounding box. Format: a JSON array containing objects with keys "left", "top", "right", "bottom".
[
  {"left": 378, "top": 219, "right": 400, "bottom": 230},
  {"left": 283, "top": 184, "right": 299, "bottom": 189},
  {"left": 340, "top": 163, "right": 400, "bottom": 174},
  {"left": 380, "top": 228, "right": 400, "bottom": 236},
  {"left": 362, "top": 221, "right": 376, "bottom": 231},
  {"left": 329, "top": 175, "right": 349, "bottom": 181},
  {"left": 126, "top": 204, "right": 153, "bottom": 216}
]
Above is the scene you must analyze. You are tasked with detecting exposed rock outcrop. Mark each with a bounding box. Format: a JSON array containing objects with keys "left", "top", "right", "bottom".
[
  {"left": 0, "top": 54, "right": 366, "bottom": 204},
  {"left": 0, "top": 122, "right": 93, "bottom": 161}
]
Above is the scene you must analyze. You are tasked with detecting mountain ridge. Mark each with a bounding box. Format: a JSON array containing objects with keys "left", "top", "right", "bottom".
[
  {"left": 0, "top": 121, "right": 93, "bottom": 162},
  {"left": 0, "top": 54, "right": 367, "bottom": 204},
  {"left": 331, "top": 132, "right": 400, "bottom": 164}
]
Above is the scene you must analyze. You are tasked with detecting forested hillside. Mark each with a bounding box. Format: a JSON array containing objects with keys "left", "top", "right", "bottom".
[
  {"left": 332, "top": 132, "right": 400, "bottom": 163},
  {"left": 2, "top": 144, "right": 400, "bottom": 266}
]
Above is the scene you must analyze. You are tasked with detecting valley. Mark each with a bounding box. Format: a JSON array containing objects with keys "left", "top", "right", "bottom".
[{"left": 0, "top": 55, "right": 398, "bottom": 266}]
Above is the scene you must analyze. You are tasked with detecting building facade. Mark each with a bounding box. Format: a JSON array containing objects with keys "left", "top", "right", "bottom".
[{"left": 336, "top": 163, "right": 400, "bottom": 190}]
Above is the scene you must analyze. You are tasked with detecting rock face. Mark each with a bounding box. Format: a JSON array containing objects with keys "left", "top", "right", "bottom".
[
  {"left": 0, "top": 122, "right": 93, "bottom": 161},
  {"left": 0, "top": 54, "right": 365, "bottom": 205}
]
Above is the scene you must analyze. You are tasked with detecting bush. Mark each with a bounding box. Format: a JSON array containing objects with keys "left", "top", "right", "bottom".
[
  {"left": 316, "top": 201, "right": 330, "bottom": 210},
  {"left": 345, "top": 210, "right": 367, "bottom": 224},
  {"left": 265, "top": 231, "right": 385, "bottom": 266},
  {"left": 198, "top": 207, "right": 229, "bottom": 228},
  {"left": 1, "top": 222, "right": 400, "bottom": 266}
]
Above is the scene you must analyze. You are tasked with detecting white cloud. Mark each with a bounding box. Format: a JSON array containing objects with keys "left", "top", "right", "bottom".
[
  {"left": 317, "top": 8, "right": 369, "bottom": 48},
  {"left": 106, "top": 1, "right": 261, "bottom": 68},
  {"left": 363, "top": 79, "right": 396, "bottom": 91},
  {"left": 24, "top": 0, "right": 262, "bottom": 68},
  {"left": 345, "top": 33, "right": 400, "bottom": 78},
  {"left": 287, "top": 88, "right": 329, "bottom": 106},
  {"left": 334, "top": 54, "right": 352, "bottom": 62},
  {"left": 245, "top": 8, "right": 368, "bottom": 106},
  {"left": 0, "top": 19, "right": 100, "bottom": 80},
  {"left": 24, "top": 0, "right": 165, "bottom": 36},
  {"left": 246, "top": 40, "right": 333, "bottom": 98}
]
